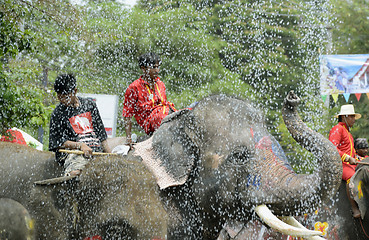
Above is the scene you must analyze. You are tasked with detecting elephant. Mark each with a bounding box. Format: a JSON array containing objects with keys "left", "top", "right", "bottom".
[
  {"left": 147, "top": 91, "right": 342, "bottom": 239},
  {"left": 214, "top": 161, "right": 369, "bottom": 240},
  {"left": 0, "top": 91, "right": 342, "bottom": 239},
  {"left": 0, "top": 198, "right": 35, "bottom": 240},
  {"left": 0, "top": 141, "right": 168, "bottom": 239},
  {"left": 300, "top": 157, "right": 369, "bottom": 240}
]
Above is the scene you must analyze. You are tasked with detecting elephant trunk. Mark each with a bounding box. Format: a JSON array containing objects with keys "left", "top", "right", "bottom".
[{"left": 281, "top": 91, "right": 342, "bottom": 211}]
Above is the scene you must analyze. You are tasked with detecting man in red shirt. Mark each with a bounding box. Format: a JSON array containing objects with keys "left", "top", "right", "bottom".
[
  {"left": 329, "top": 104, "right": 361, "bottom": 218},
  {"left": 122, "top": 53, "right": 176, "bottom": 143}
]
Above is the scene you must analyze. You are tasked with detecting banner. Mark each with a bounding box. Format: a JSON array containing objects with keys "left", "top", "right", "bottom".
[{"left": 320, "top": 54, "right": 369, "bottom": 96}]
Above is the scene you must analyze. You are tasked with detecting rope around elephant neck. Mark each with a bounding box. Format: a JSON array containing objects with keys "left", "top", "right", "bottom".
[{"left": 359, "top": 218, "right": 369, "bottom": 239}]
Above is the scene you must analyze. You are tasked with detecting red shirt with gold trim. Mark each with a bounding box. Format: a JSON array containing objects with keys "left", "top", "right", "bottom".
[
  {"left": 122, "top": 76, "right": 176, "bottom": 134},
  {"left": 329, "top": 122, "right": 358, "bottom": 181}
]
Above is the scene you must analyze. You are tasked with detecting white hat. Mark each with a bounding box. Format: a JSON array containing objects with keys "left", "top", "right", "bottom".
[{"left": 335, "top": 104, "right": 361, "bottom": 119}]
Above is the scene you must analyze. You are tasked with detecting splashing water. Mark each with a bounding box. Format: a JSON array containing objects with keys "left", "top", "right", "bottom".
[{"left": 1, "top": 0, "right": 344, "bottom": 239}]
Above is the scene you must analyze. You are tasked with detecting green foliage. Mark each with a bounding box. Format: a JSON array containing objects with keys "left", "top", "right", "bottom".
[
  {"left": 139, "top": 0, "right": 331, "bottom": 107},
  {"left": 0, "top": 72, "right": 53, "bottom": 133},
  {"left": 331, "top": 0, "right": 369, "bottom": 54},
  {"left": 0, "top": 0, "right": 33, "bottom": 58},
  {"left": 329, "top": 0, "right": 369, "bottom": 141},
  {"left": 351, "top": 97, "right": 369, "bottom": 139},
  {"left": 3, "top": 0, "right": 365, "bottom": 165},
  {"left": 120, "top": 6, "right": 226, "bottom": 94},
  {"left": 0, "top": 0, "right": 50, "bottom": 136}
]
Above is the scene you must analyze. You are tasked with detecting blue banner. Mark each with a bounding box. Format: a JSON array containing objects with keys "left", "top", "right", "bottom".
[{"left": 320, "top": 54, "right": 369, "bottom": 95}]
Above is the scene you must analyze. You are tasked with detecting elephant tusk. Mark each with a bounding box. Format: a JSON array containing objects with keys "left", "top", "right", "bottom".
[
  {"left": 280, "top": 216, "right": 326, "bottom": 240},
  {"left": 255, "top": 205, "right": 323, "bottom": 238}
]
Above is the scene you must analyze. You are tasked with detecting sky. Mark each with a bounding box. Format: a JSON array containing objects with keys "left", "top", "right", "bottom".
[
  {"left": 122, "top": 0, "right": 137, "bottom": 7},
  {"left": 72, "top": 0, "right": 137, "bottom": 7},
  {"left": 323, "top": 54, "right": 369, "bottom": 78}
]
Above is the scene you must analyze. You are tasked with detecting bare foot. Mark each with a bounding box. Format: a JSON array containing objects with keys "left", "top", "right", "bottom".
[{"left": 68, "top": 170, "right": 81, "bottom": 176}]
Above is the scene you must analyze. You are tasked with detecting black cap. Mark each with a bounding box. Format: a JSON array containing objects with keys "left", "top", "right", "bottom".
[
  {"left": 355, "top": 138, "right": 369, "bottom": 149},
  {"left": 54, "top": 73, "right": 76, "bottom": 94}
]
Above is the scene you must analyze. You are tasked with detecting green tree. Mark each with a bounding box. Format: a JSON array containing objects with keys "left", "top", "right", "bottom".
[
  {"left": 2, "top": 0, "right": 133, "bottom": 139},
  {"left": 0, "top": 0, "right": 51, "bottom": 139},
  {"left": 332, "top": 0, "right": 369, "bottom": 54},
  {"left": 329, "top": 0, "right": 369, "bottom": 140},
  {"left": 137, "top": 0, "right": 333, "bottom": 169}
]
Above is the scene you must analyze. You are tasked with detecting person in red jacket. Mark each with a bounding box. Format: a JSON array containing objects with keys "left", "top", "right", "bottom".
[
  {"left": 329, "top": 104, "right": 361, "bottom": 218},
  {"left": 122, "top": 53, "right": 176, "bottom": 144}
]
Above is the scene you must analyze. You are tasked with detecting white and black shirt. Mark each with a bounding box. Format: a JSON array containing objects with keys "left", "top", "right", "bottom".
[{"left": 49, "top": 97, "right": 107, "bottom": 164}]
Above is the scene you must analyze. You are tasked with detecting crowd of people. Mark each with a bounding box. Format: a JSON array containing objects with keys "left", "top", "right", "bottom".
[{"left": 1, "top": 52, "right": 367, "bottom": 220}]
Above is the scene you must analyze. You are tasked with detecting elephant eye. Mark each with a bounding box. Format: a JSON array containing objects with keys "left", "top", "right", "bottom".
[{"left": 228, "top": 145, "right": 254, "bottom": 165}]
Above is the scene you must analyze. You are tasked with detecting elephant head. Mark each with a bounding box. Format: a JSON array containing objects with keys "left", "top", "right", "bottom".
[
  {"left": 147, "top": 91, "right": 342, "bottom": 239},
  {"left": 350, "top": 158, "right": 369, "bottom": 221},
  {"left": 0, "top": 142, "right": 168, "bottom": 240}
]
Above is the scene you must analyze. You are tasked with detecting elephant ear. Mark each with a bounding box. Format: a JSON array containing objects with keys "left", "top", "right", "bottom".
[
  {"left": 350, "top": 157, "right": 369, "bottom": 219},
  {"left": 148, "top": 109, "right": 198, "bottom": 189}
]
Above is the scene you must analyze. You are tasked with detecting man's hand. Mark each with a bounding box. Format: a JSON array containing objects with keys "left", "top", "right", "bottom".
[
  {"left": 124, "top": 117, "right": 133, "bottom": 146},
  {"left": 80, "top": 142, "right": 93, "bottom": 157},
  {"left": 62, "top": 140, "right": 92, "bottom": 157},
  {"left": 345, "top": 155, "right": 358, "bottom": 165}
]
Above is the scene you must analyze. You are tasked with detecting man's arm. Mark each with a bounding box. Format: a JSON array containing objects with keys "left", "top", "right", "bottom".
[
  {"left": 329, "top": 126, "right": 345, "bottom": 158},
  {"left": 124, "top": 117, "right": 132, "bottom": 144},
  {"left": 101, "top": 140, "right": 112, "bottom": 153},
  {"left": 61, "top": 140, "right": 93, "bottom": 157}
]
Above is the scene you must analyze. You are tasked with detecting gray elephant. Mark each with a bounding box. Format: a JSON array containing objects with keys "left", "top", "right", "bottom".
[
  {"left": 301, "top": 157, "right": 369, "bottom": 240},
  {"left": 0, "top": 142, "right": 167, "bottom": 239},
  {"left": 216, "top": 159, "right": 369, "bottom": 240},
  {"left": 0, "top": 198, "right": 35, "bottom": 240},
  {"left": 0, "top": 91, "right": 341, "bottom": 239},
  {"left": 146, "top": 91, "right": 342, "bottom": 239}
]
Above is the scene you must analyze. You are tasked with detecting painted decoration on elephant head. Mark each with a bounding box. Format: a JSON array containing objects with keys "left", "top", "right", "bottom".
[
  {"left": 251, "top": 127, "right": 292, "bottom": 172},
  {"left": 314, "top": 221, "right": 329, "bottom": 236},
  {"left": 357, "top": 180, "right": 364, "bottom": 199}
]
